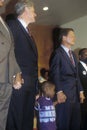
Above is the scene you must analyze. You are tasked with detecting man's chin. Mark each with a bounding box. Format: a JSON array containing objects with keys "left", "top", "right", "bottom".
[
  {"left": 32, "top": 20, "right": 36, "bottom": 23},
  {"left": 31, "top": 18, "right": 36, "bottom": 23},
  {"left": 71, "top": 42, "right": 75, "bottom": 46},
  {"left": 0, "top": 2, "right": 4, "bottom": 7}
]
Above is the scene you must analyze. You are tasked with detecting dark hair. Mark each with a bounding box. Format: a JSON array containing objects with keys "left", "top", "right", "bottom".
[
  {"left": 40, "top": 68, "right": 49, "bottom": 78},
  {"left": 5, "top": 13, "right": 16, "bottom": 22},
  {"left": 52, "top": 27, "right": 62, "bottom": 50},
  {"left": 58, "top": 28, "right": 74, "bottom": 44},
  {"left": 79, "top": 48, "right": 87, "bottom": 56},
  {"left": 15, "top": 1, "right": 34, "bottom": 16},
  {"left": 41, "top": 81, "right": 55, "bottom": 94}
]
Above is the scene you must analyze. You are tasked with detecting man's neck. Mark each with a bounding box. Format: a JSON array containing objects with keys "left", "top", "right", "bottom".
[
  {"left": 61, "top": 43, "right": 71, "bottom": 49},
  {"left": 18, "top": 15, "right": 30, "bottom": 27}
]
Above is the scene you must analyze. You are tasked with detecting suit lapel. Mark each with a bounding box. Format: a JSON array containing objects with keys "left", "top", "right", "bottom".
[
  {"left": 79, "top": 62, "right": 87, "bottom": 72},
  {"left": 59, "top": 46, "right": 76, "bottom": 72},
  {"left": 0, "top": 19, "right": 11, "bottom": 41},
  {"left": 16, "top": 20, "right": 38, "bottom": 57}
]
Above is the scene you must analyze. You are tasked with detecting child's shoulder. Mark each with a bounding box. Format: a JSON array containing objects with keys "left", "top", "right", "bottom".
[
  {"left": 37, "top": 96, "right": 45, "bottom": 101},
  {"left": 35, "top": 96, "right": 45, "bottom": 110},
  {"left": 36, "top": 96, "right": 48, "bottom": 106}
]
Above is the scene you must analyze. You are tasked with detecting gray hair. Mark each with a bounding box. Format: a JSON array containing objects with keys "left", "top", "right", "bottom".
[{"left": 15, "top": 0, "right": 34, "bottom": 16}]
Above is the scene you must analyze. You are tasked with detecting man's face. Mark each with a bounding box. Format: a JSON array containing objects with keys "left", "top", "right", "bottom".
[
  {"left": 63, "top": 31, "right": 76, "bottom": 46},
  {"left": 25, "top": 6, "right": 37, "bottom": 23},
  {"left": 81, "top": 50, "right": 87, "bottom": 60},
  {"left": 0, "top": 0, "right": 4, "bottom": 7}
]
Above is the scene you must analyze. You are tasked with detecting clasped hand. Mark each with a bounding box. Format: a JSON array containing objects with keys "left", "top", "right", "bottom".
[
  {"left": 13, "top": 73, "right": 24, "bottom": 89},
  {"left": 57, "top": 91, "right": 67, "bottom": 104},
  {"left": 80, "top": 92, "right": 85, "bottom": 103}
]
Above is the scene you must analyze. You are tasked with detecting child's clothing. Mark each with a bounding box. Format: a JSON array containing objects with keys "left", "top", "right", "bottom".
[{"left": 35, "top": 96, "right": 56, "bottom": 130}]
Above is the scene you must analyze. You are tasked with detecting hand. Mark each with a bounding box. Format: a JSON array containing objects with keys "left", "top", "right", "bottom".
[
  {"left": 36, "top": 94, "right": 40, "bottom": 100},
  {"left": 57, "top": 91, "right": 67, "bottom": 104},
  {"left": 53, "top": 101, "right": 58, "bottom": 106},
  {"left": 80, "top": 92, "right": 85, "bottom": 103},
  {"left": 13, "top": 73, "right": 24, "bottom": 89}
]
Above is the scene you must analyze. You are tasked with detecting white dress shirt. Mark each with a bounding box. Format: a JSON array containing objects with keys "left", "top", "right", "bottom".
[
  {"left": 17, "top": 18, "right": 28, "bottom": 33},
  {"left": 61, "top": 44, "right": 75, "bottom": 66},
  {"left": 80, "top": 61, "right": 87, "bottom": 72}
]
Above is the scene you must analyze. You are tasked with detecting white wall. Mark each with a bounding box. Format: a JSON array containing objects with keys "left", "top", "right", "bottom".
[{"left": 61, "top": 15, "right": 87, "bottom": 50}]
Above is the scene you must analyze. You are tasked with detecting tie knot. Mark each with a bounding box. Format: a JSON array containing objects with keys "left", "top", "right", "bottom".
[
  {"left": 26, "top": 26, "right": 31, "bottom": 36},
  {"left": 68, "top": 50, "right": 72, "bottom": 55}
]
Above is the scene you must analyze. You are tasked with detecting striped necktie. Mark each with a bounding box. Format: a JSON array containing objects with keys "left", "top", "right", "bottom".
[
  {"left": 26, "top": 26, "right": 32, "bottom": 36},
  {"left": 68, "top": 50, "right": 75, "bottom": 66}
]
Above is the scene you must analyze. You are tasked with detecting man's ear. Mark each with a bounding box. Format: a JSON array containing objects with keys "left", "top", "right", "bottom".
[
  {"left": 63, "top": 36, "right": 66, "bottom": 42},
  {"left": 79, "top": 55, "right": 81, "bottom": 60}
]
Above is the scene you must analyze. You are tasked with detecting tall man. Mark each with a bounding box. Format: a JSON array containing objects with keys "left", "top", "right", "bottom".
[
  {"left": 78, "top": 48, "right": 87, "bottom": 130},
  {"left": 6, "top": 1, "right": 38, "bottom": 130},
  {"left": 0, "top": 0, "right": 22, "bottom": 130},
  {"left": 50, "top": 28, "right": 85, "bottom": 130}
]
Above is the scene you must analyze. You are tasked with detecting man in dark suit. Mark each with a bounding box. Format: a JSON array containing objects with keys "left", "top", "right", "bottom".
[
  {"left": 50, "top": 28, "right": 85, "bottom": 130},
  {"left": 78, "top": 48, "right": 87, "bottom": 130},
  {"left": 6, "top": 1, "right": 38, "bottom": 130}
]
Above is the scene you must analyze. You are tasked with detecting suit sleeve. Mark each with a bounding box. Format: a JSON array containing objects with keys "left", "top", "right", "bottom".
[
  {"left": 77, "top": 64, "right": 83, "bottom": 92},
  {"left": 50, "top": 51, "right": 63, "bottom": 92},
  {"left": 73, "top": 54, "right": 83, "bottom": 92},
  {"left": 0, "top": 33, "right": 10, "bottom": 62},
  {"left": 9, "top": 31, "right": 21, "bottom": 75}
]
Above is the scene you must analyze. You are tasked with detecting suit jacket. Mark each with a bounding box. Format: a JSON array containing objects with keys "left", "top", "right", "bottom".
[
  {"left": 7, "top": 19, "right": 38, "bottom": 91},
  {"left": 0, "top": 18, "right": 20, "bottom": 84},
  {"left": 0, "top": 18, "right": 21, "bottom": 130},
  {"left": 50, "top": 46, "right": 83, "bottom": 102},
  {"left": 78, "top": 62, "right": 87, "bottom": 98}
]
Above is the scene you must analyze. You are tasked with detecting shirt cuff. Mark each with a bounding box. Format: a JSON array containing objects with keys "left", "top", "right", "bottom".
[
  {"left": 56, "top": 91, "right": 63, "bottom": 94},
  {"left": 80, "top": 91, "right": 84, "bottom": 93}
]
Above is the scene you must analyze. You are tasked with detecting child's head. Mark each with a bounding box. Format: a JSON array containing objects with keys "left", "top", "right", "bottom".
[{"left": 41, "top": 81, "right": 55, "bottom": 98}]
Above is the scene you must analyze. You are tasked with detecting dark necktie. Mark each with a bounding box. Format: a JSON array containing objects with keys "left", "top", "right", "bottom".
[
  {"left": 68, "top": 50, "right": 75, "bottom": 66},
  {"left": 26, "top": 26, "right": 31, "bottom": 36},
  {"left": 26, "top": 26, "right": 35, "bottom": 42}
]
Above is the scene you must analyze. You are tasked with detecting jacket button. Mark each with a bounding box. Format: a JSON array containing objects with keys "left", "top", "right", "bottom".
[{"left": 1, "top": 42, "right": 4, "bottom": 45}]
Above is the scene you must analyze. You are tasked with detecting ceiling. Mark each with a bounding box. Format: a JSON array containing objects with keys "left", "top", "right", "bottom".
[
  {"left": 1, "top": 0, "right": 87, "bottom": 26},
  {"left": 32, "top": 0, "right": 87, "bottom": 25}
]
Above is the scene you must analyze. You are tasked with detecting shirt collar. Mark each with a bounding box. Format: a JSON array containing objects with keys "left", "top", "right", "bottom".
[
  {"left": 80, "top": 61, "right": 87, "bottom": 71},
  {"left": 0, "top": 16, "right": 2, "bottom": 21},
  {"left": 61, "top": 44, "right": 71, "bottom": 54},
  {"left": 45, "top": 97, "right": 51, "bottom": 100},
  {"left": 17, "top": 18, "right": 27, "bottom": 31}
]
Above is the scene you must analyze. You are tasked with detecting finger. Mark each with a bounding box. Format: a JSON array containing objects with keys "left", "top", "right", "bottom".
[{"left": 22, "top": 79, "right": 24, "bottom": 84}]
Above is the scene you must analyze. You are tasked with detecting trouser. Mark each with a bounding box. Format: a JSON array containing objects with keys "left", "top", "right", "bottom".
[
  {"left": 80, "top": 102, "right": 87, "bottom": 130},
  {"left": 6, "top": 86, "right": 35, "bottom": 130},
  {"left": 56, "top": 101, "right": 81, "bottom": 130},
  {"left": 0, "top": 83, "right": 12, "bottom": 130}
]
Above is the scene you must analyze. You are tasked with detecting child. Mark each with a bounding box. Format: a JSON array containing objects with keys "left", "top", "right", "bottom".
[{"left": 35, "top": 81, "right": 57, "bottom": 130}]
